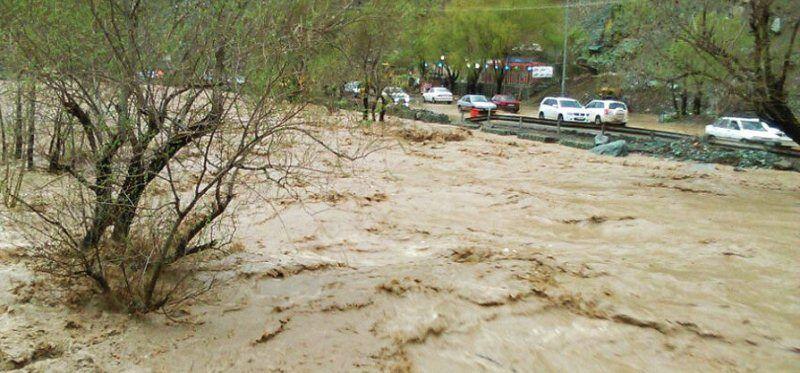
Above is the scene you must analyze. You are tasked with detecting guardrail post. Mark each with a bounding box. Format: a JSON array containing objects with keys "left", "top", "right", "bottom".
[
  {"left": 557, "top": 119, "right": 561, "bottom": 140},
  {"left": 460, "top": 110, "right": 464, "bottom": 124},
  {"left": 487, "top": 109, "right": 491, "bottom": 126},
  {"left": 518, "top": 114, "right": 522, "bottom": 129}
]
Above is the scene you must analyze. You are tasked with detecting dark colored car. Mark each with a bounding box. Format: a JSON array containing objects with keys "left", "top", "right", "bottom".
[{"left": 491, "top": 94, "right": 520, "bottom": 113}]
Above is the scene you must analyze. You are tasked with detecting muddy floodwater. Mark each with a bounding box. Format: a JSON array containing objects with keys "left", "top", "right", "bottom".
[{"left": 1, "top": 121, "right": 799, "bottom": 371}]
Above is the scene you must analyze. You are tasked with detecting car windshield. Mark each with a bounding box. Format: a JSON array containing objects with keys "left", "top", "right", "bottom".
[
  {"left": 434, "top": 88, "right": 449, "bottom": 93},
  {"left": 740, "top": 120, "right": 766, "bottom": 131},
  {"left": 559, "top": 100, "right": 582, "bottom": 108},
  {"left": 496, "top": 95, "right": 514, "bottom": 101},
  {"left": 609, "top": 102, "right": 627, "bottom": 110},
  {"left": 472, "top": 96, "right": 488, "bottom": 102}
]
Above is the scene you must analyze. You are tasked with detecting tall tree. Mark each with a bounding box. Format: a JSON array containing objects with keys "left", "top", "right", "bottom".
[
  {"left": 425, "top": 0, "right": 562, "bottom": 94},
  {"left": 337, "top": 0, "right": 420, "bottom": 121},
  {"left": 645, "top": 0, "right": 800, "bottom": 142}
]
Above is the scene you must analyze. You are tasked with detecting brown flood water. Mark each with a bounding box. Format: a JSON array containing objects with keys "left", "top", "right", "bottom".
[{"left": 0, "top": 120, "right": 798, "bottom": 371}]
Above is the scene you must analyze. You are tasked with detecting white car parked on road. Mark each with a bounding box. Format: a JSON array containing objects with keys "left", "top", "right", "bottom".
[
  {"left": 705, "top": 117, "right": 787, "bottom": 144},
  {"left": 584, "top": 100, "right": 628, "bottom": 125},
  {"left": 456, "top": 95, "right": 497, "bottom": 112},
  {"left": 382, "top": 86, "right": 411, "bottom": 106},
  {"left": 538, "top": 97, "right": 589, "bottom": 123},
  {"left": 422, "top": 87, "right": 453, "bottom": 104},
  {"left": 760, "top": 121, "right": 796, "bottom": 146}
]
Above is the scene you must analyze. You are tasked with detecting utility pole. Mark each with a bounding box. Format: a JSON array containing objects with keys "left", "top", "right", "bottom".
[{"left": 561, "top": 0, "right": 570, "bottom": 97}]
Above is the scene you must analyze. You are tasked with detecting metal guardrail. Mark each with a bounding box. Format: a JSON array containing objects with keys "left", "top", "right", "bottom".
[{"left": 464, "top": 113, "right": 800, "bottom": 158}]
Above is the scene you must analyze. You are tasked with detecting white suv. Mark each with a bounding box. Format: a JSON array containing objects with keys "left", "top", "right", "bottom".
[
  {"left": 538, "top": 97, "right": 589, "bottom": 123},
  {"left": 584, "top": 100, "right": 628, "bottom": 125},
  {"left": 422, "top": 87, "right": 453, "bottom": 104}
]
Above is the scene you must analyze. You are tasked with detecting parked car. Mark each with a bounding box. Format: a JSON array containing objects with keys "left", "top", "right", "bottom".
[
  {"left": 759, "top": 120, "right": 795, "bottom": 143},
  {"left": 491, "top": 94, "right": 520, "bottom": 113},
  {"left": 422, "top": 87, "right": 453, "bottom": 104},
  {"left": 343, "top": 81, "right": 361, "bottom": 97},
  {"left": 584, "top": 100, "right": 628, "bottom": 125},
  {"left": 456, "top": 95, "right": 497, "bottom": 112},
  {"left": 382, "top": 86, "right": 410, "bottom": 106},
  {"left": 538, "top": 97, "right": 589, "bottom": 123},
  {"left": 705, "top": 117, "right": 787, "bottom": 144},
  {"left": 226, "top": 76, "right": 246, "bottom": 85}
]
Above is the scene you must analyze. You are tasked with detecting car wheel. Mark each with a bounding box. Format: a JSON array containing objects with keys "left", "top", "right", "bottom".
[
  {"left": 539, "top": 112, "right": 545, "bottom": 119},
  {"left": 457, "top": 105, "right": 462, "bottom": 111},
  {"left": 557, "top": 114, "right": 564, "bottom": 124},
  {"left": 595, "top": 116, "right": 602, "bottom": 125},
  {"left": 447, "top": 101, "right": 452, "bottom": 105}
]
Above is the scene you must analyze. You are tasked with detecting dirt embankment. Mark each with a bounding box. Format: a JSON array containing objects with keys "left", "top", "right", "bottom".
[{"left": 1, "top": 119, "right": 799, "bottom": 371}]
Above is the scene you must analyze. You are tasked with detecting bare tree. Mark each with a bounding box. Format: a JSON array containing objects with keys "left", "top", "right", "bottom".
[{"left": 2, "top": 0, "right": 369, "bottom": 312}]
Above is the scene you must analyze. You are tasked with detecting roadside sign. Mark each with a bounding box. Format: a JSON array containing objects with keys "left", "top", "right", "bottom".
[{"left": 530, "top": 66, "right": 554, "bottom": 78}]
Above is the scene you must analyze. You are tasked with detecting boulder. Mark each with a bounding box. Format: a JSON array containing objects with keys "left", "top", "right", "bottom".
[
  {"left": 590, "top": 140, "right": 629, "bottom": 157},
  {"left": 773, "top": 159, "right": 793, "bottom": 171},
  {"left": 594, "top": 133, "right": 610, "bottom": 146}
]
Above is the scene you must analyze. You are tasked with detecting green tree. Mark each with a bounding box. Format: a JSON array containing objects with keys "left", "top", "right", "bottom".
[
  {"left": 634, "top": 0, "right": 800, "bottom": 141},
  {"left": 425, "top": 0, "right": 563, "bottom": 94},
  {"left": 334, "top": 0, "right": 423, "bottom": 121}
]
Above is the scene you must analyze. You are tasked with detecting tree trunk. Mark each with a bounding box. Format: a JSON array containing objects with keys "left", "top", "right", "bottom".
[
  {"left": 466, "top": 68, "right": 482, "bottom": 94},
  {"left": 26, "top": 81, "right": 36, "bottom": 169},
  {"left": 378, "top": 96, "right": 387, "bottom": 122},
  {"left": 691, "top": 81, "right": 703, "bottom": 115},
  {"left": 494, "top": 68, "right": 506, "bottom": 95},
  {"left": 48, "top": 111, "right": 64, "bottom": 172},
  {"left": 0, "top": 103, "right": 6, "bottom": 162},
  {"left": 692, "top": 91, "right": 702, "bottom": 116},
  {"left": 679, "top": 87, "right": 688, "bottom": 117},
  {"left": 466, "top": 76, "right": 476, "bottom": 94},
  {"left": 14, "top": 82, "right": 23, "bottom": 160},
  {"left": 669, "top": 83, "right": 680, "bottom": 114},
  {"left": 362, "top": 95, "right": 369, "bottom": 121},
  {"left": 756, "top": 99, "right": 800, "bottom": 144},
  {"left": 443, "top": 67, "right": 459, "bottom": 91}
]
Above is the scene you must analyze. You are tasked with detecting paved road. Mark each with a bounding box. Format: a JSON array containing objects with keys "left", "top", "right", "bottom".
[{"left": 412, "top": 101, "right": 707, "bottom": 137}]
